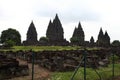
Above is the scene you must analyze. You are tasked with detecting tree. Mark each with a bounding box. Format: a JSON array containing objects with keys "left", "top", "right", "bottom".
[
  {"left": 0, "top": 28, "right": 21, "bottom": 46},
  {"left": 70, "top": 37, "right": 80, "bottom": 43},
  {"left": 4, "top": 40, "right": 16, "bottom": 47},
  {"left": 39, "top": 36, "right": 49, "bottom": 42},
  {"left": 111, "top": 40, "right": 120, "bottom": 47}
]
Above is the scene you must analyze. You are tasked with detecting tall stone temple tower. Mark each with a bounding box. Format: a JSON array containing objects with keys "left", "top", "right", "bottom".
[
  {"left": 70, "top": 22, "right": 85, "bottom": 46},
  {"left": 96, "top": 28, "right": 110, "bottom": 47},
  {"left": 23, "top": 21, "right": 39, "bottom": 45},
  {"left": 46, "top": 14, "right": 69, "bottom": 45}
]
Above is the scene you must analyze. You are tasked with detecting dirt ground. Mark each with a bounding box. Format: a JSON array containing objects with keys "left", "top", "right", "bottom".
[
  {"left": 113, "top": 76, "right": 120, "bottom": 80},
  {"left": 9, "top": 59, "right": 51, "bottom": 80}
]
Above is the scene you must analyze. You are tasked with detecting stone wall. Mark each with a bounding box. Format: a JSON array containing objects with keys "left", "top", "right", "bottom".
[
  {"left": 1, "top": 47, "right": 120, "bottom": 72},
  {"left": 0, "top": 53, "right": 29, "bottom": 79}
]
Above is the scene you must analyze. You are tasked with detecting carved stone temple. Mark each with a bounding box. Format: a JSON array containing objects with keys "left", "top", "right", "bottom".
[
  {"left": 23, "top": 21, "right": 39, "bottom": 45},
  {"left": 46, "top": 14, "right": 69, "bottom": 46},
  {"left": 96, "top": 28, "right": 110, "bottom": 47},
  {"left": 70, "top": 22, "right": 85, "bottom": 46},
  {"left": 21, "top": 14, "right": 111, "bottom": 47}
]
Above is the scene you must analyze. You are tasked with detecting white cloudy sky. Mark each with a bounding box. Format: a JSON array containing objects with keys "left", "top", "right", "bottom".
[{"left": 0, "top": 0, "right": 120, "bottom": 42}]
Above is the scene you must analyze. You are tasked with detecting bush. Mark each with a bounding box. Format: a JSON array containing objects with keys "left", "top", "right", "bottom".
[
  {"left": 39, "top": 37, "right": 49, "bottom": 42},
  {"left": 70, "top": 37, "right": 79, "bottom": 43},
  {"left": 109, "top": 54, "right": 119, "bottom": 63},
  {"left": 112, "top": 40, "right": 120, "bottom": 47}
]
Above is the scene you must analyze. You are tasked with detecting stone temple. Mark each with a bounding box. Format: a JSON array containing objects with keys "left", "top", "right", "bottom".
[
  {"left": 70, "top": 22, "right": 85, "bottom": 46},
  {"left": 96, "top": 28, "right": 110, "bottom": 47},
  {"left": 21, "top": 14, "right": 111, "bottom": 47},
  {"left": 46, "top": 14, "right": 69, "bottom": 46},
  {"left": 23, "top": 21, "right": 39, "bottom": 45}
]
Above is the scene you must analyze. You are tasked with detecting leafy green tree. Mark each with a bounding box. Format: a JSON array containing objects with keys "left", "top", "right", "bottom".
[
  {"left": 109, "top": 54, "right": 119, "bottom": 63},
  {"left": 111, "top": 40, "right": 120, "bottom": 47},
  {"left": 4, "top": 40, "right": 16, "bottom": 47},
  {"left": 39, "top": 36, "right": 49, "bottom": 42},
  {"left": 0, "top": 28, "right": 21, "bottom": 46},
  {"left": 70, "top": 37, "right": 79, "bottom": 43}
]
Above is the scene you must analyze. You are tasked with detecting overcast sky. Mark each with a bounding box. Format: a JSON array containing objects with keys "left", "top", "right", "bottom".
[{"left": 0, "top": 0, "right": 120, "bottom": 42}]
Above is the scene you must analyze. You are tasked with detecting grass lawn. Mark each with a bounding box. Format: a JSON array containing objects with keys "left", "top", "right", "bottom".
[
  {"left": 0, "top": 46, "right": 100, "bottom": 51},
  {"left": 51, "top": 64, "right": 120, "bottom": 80},
  {"left": 12, "top": 46, "right": 82, "bottom": 51}
]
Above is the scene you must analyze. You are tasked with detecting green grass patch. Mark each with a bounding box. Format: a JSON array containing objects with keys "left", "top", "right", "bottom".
[
  {"left": 50, "top": 64, "right": 120, "bottom": 80},
  {"left": 12, "top": 46, "right": 82, "bottom": 51},
  {"left": 0, "top": 46, "right": 100, "bottom": 51}
]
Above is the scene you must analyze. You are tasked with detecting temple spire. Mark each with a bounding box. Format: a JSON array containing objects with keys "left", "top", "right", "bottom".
[
  {"left": 70, "top": 22, "right": 85, "bottom": 46},
  {"left": 55, "top": 13, "right": 58, "bottom": 19},
  {"left": 45, "top": 14, "right": 68, "bottom": 45},
  {"left": 23, "top": 21, "right": 38, "bottom": 45}
]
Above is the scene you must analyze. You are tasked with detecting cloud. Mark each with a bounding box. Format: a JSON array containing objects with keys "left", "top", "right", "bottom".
[
  {"left": 0, "top": 0, "right": 120, "bottom": 41},
  {"left": 1, "top": 0, "right": 101, "bottom": 22},
  {"left": 60, "top": 10, "right": 101, "bottom": 23},
  {"left": 34, "top": 0, "right": 101, "bottom": 24}
]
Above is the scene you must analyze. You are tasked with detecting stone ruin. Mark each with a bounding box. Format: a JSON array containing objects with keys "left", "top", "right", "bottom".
[
  {"left": 1, "top": 47, "right": 120, "bottom": 74},
  {"left": 0, "top": 53, "right": 29, "bottom": 79},
  {"left": 22, "top": 14, "right": 69, "bottom": 46},
  {"left": 96, "top": 28, "right": 110, "bottom": 47},
  {"left": 45, "top": 14, "right": 69, "bottom": 46},
  {"left": 23, "top": 21, "right": 39, "bottom": 46},
  {"left": 20, "top": 14, "right": 111, "bottom": 47},
  {"left": 70, "top": 22, "right": 85, "bottom": 46},
  {"left": 3, "top": 48, "right": 118, "bottom": 72}
]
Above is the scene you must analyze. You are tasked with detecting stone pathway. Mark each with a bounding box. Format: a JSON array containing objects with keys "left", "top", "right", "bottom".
[{"left": 9, "top": 59, "right": 51, "bottom": 80}]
